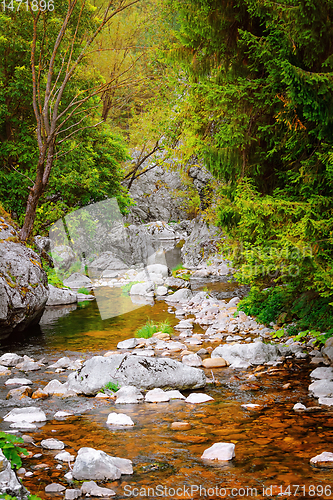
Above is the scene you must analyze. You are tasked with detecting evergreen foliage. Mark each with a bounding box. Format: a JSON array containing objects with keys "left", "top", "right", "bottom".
[{"left": 166, "top": 0, "right": 333, "bottom": 329}]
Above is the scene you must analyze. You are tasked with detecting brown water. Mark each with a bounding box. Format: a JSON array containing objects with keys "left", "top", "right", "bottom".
[{"left": 2, "top": 283, "right": 333, "bottom": 500}]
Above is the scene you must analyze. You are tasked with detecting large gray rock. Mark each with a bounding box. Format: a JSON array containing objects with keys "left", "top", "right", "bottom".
[
  {"left": 46, "top": 285, "right": 77, "bottom": 306},
  {"left": 129, "top": 282, "right": 154, "bottom": 297},
  {"left": 165, "top": 288, "right": 192, "bottom": 303},
  {"left": 0, "top": 450, "right": 28, "bottom": 498},
  {"left": 309, "top": 380, "right": 333, "bottom": 398},
  {"left": 125, "top": 158, "right": 188, "bottom": 224},
  {"left": 322, "top": 337, "right": 333, "bottom": 364},
  {"left": 212, "top": 341, "right": 280, "bottom": 368},
  {"left": 51, "top": 245, "right": 76, "bottom": 271},
  {"left": 63, "top": 273, "right": 92, "bottom": 290},
  {"left": 89, "top": 252, "right": 128, "bottom": 271},
  {"left": 67, "top": 354, "right": 206, "bottom": 395},
  {"left": 181, "top": 217, "right": 222, "bottom": 268},
  {"left": 0, "top": 219, "right": 49, "bottom": 338},
  {"left": 72, "top": 447, "right": 132, "bottom": 481}
]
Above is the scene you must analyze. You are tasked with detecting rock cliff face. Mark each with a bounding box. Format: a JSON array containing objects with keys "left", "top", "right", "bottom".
[
  {"left": 0, "top": 217, "right": 49, "bottom": 338},
  {"left": 125, "top": 153, "right": 214, "bottom": 224}
]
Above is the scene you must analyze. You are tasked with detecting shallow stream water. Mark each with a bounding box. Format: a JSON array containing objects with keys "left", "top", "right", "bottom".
[{"left": 1, "top": 280, "right": 333, "bottom": 500}]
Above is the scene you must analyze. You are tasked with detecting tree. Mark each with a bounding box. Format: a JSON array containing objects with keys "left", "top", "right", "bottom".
[{"left": 1, "top": 0, "right": 140, "bottom": 242}]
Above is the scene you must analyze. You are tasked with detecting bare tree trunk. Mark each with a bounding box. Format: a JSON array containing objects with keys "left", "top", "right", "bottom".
[{"left": 19, "top": 143, "right": 55, "bottom": 241}]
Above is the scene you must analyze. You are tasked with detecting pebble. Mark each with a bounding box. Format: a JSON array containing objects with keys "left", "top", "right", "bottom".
[
  {"left": 41, "top": 438, "right": 65, "bottom": 450},
  {"left": 106, "top": 413, "right": 134, "bottom": 426},
  {"left": 5, "top": 377, "right": 32, "bottom": 386},
  {"left": 165, "top": 390, "right": 185, "bottom": 400},
  {"left": 241, "top": 404, "right": 261, "bottom": 410},
  {"left": 55, "top": 451, "right": 75, "bottom": 462},
  {"left": 171, "top": 422, "right": 192, "bottom": 430},
  {"left": 182, "top": 353, "right": 202, "bottom": 367},
  {"left": 81, "top": 481, "right": 116, "bottom": 497},
  {"left": 310, "top": 452, "right": 333, "bottom": 468},
  {"left": 201, "top": 442, "right": 235, "bottom": 461},
  {"left": 293, "top": 403, "right": 306, "bottom": 411},
  {"left": 145, "top": 388, "right": 170, "bottom": 403},
  {"left": 45, "top": 483, "right": 66, "bottom": 493},
  {"left": 202, "top": 357, "right": 227, "bottom": 368},
  {"left": 10, "top": 422, "right": 37, "bottom": 430},
  {"left": 31, "top": 388, "right": 48, "bottom": 400},
  {"left": 54, "top": 411, "right": 73, "bottom": 418},
  {"left": 65, "top": 489, "right": 82, "bottom": 500},
  {"left": 185, "top": 393, "right": 214, "bottom": 404}
]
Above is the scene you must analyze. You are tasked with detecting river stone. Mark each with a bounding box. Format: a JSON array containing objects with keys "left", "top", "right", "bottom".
[
  {"left": 10, "top": 421, "right": 37, "bottom": 430},
  {"left": 54, "top": 411, "right": 73, "bottom": 418},
  {"left": 309, "top": 367, "right": 333, "bottom": 380},
  {"left": 81, "top": 481, "right": 115, "bottom": 497},
  {"left": 6, "top": 386, "right": 32, "bottom": 399},
  {"left": 117, "top": 338, "right": 137, "bottom": 349},
  {"left": 0, "top": 353, "right": 23, "bottom": 367},
  {"left": 166, "top": 288, "right": 192, "bottom": 303},
  {"left": 165, "top": 277, "right": 190, "bottom": 290},
  {"left": 0, "top": 449, "right": 29, "bottom": 498},
  {"left": 107, "top": 456, "right": 133, "bottom": 475},
  {"left": 4, "top": 406, "right": 46, "bottom": 423},
  {"left": 175, "top": 320, "right": 193, "bottom": 330},
  {"left": 72, "top": 448, "right": 130, "bottom": 481},
  {"left": 89, "top": 252, "right": 128, "bottom": 271},
  {"left": 201, "top": 443, "right": 235, "bottom": 461},
  {"left": 156, "top": 286, "right": 168, "bottom": 296},
  {"left": 293, "top": 403, "right": 307, "bottom": 411},
  {"left": 171, "top": 422, "right": 191, "bottom": 430},
  {"left": 67, "top": 354, "right": 206, "bottom": 395},
  {"left": 318, "top": 397, "right": 333, "bottom": 406},
  {"left": 106, "top": 413, "right": 134, "bottom": 426},
  {"left": 322, "top": 337, "right": 333, "bottom": 364},
  {"left": 165, "top": 390, "right": 185, "bottom": 399},
  {"left": 310, "top": 452, "right": 333, "bottom": 468},
  {"left": 145, "top": 388, "right": 170, "bottom": 402},
  {"left": 65, "top": 489, "right": 82, "bottom": 500},
  {"left": 45, "top": 483, "right": 66, "bottom": 493},
  {"left": 182, "top": 354, "right": 202, "bottom": 367},
  {"left": 0, "top": 365, "right": 11, "bottom": 376},
  {"left": 115, "top": 386, "right": 144, "bottom": 404},
  {"left": 41, "top": 438, "right": 65, "bottom": 450},
  {"left": 146, "top": 264, "right": 168, "bottom": 278},
  {"left": 43, "top": 379, "right": 74, "bottom": 396},
  {"left": 211, "top": 341, "right": 280, "bottom": 367},
  {"left": 185, "top": 393, "right": 214, "bottom": 404},
  {"left": 63, "top": 273, "right": 92, "bottom": 290},
  {"left": 309, "top": 380, "right": 333, "bottom": 398},
  {"left": 48, "top": 356, "right": 73, "bottom": 369},
  {"left": 0, "top": 220, "right": 49, "bottom": 338},
  {"left": 46, "top": 285, "right": 77, "bottom": 306},
  {"left": 5, "top": 377, "right": 32, "bottom": 386},
  {"left": 129, "top": 282, "right": 154, "bottom": 296},
  {"left": 202, "top": 358, "right": 227, "bottom": 369},
  {"left": 55, "top": 451, "right": 75, "bottom": 462}
]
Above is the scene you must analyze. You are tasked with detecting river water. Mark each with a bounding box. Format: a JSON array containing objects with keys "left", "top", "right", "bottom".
[{"left": 1, "top": 279, "right": 333, "bottom": 500}]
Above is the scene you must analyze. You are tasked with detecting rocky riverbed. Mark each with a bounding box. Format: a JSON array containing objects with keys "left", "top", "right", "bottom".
[{"left": 2, "top": 283, "right": 333, "bottom": 499}]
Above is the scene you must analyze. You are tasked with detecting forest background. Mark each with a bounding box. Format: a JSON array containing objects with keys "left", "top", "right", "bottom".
[{"left": 0, "top": 0, "right": 333, "bottom": 334}]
